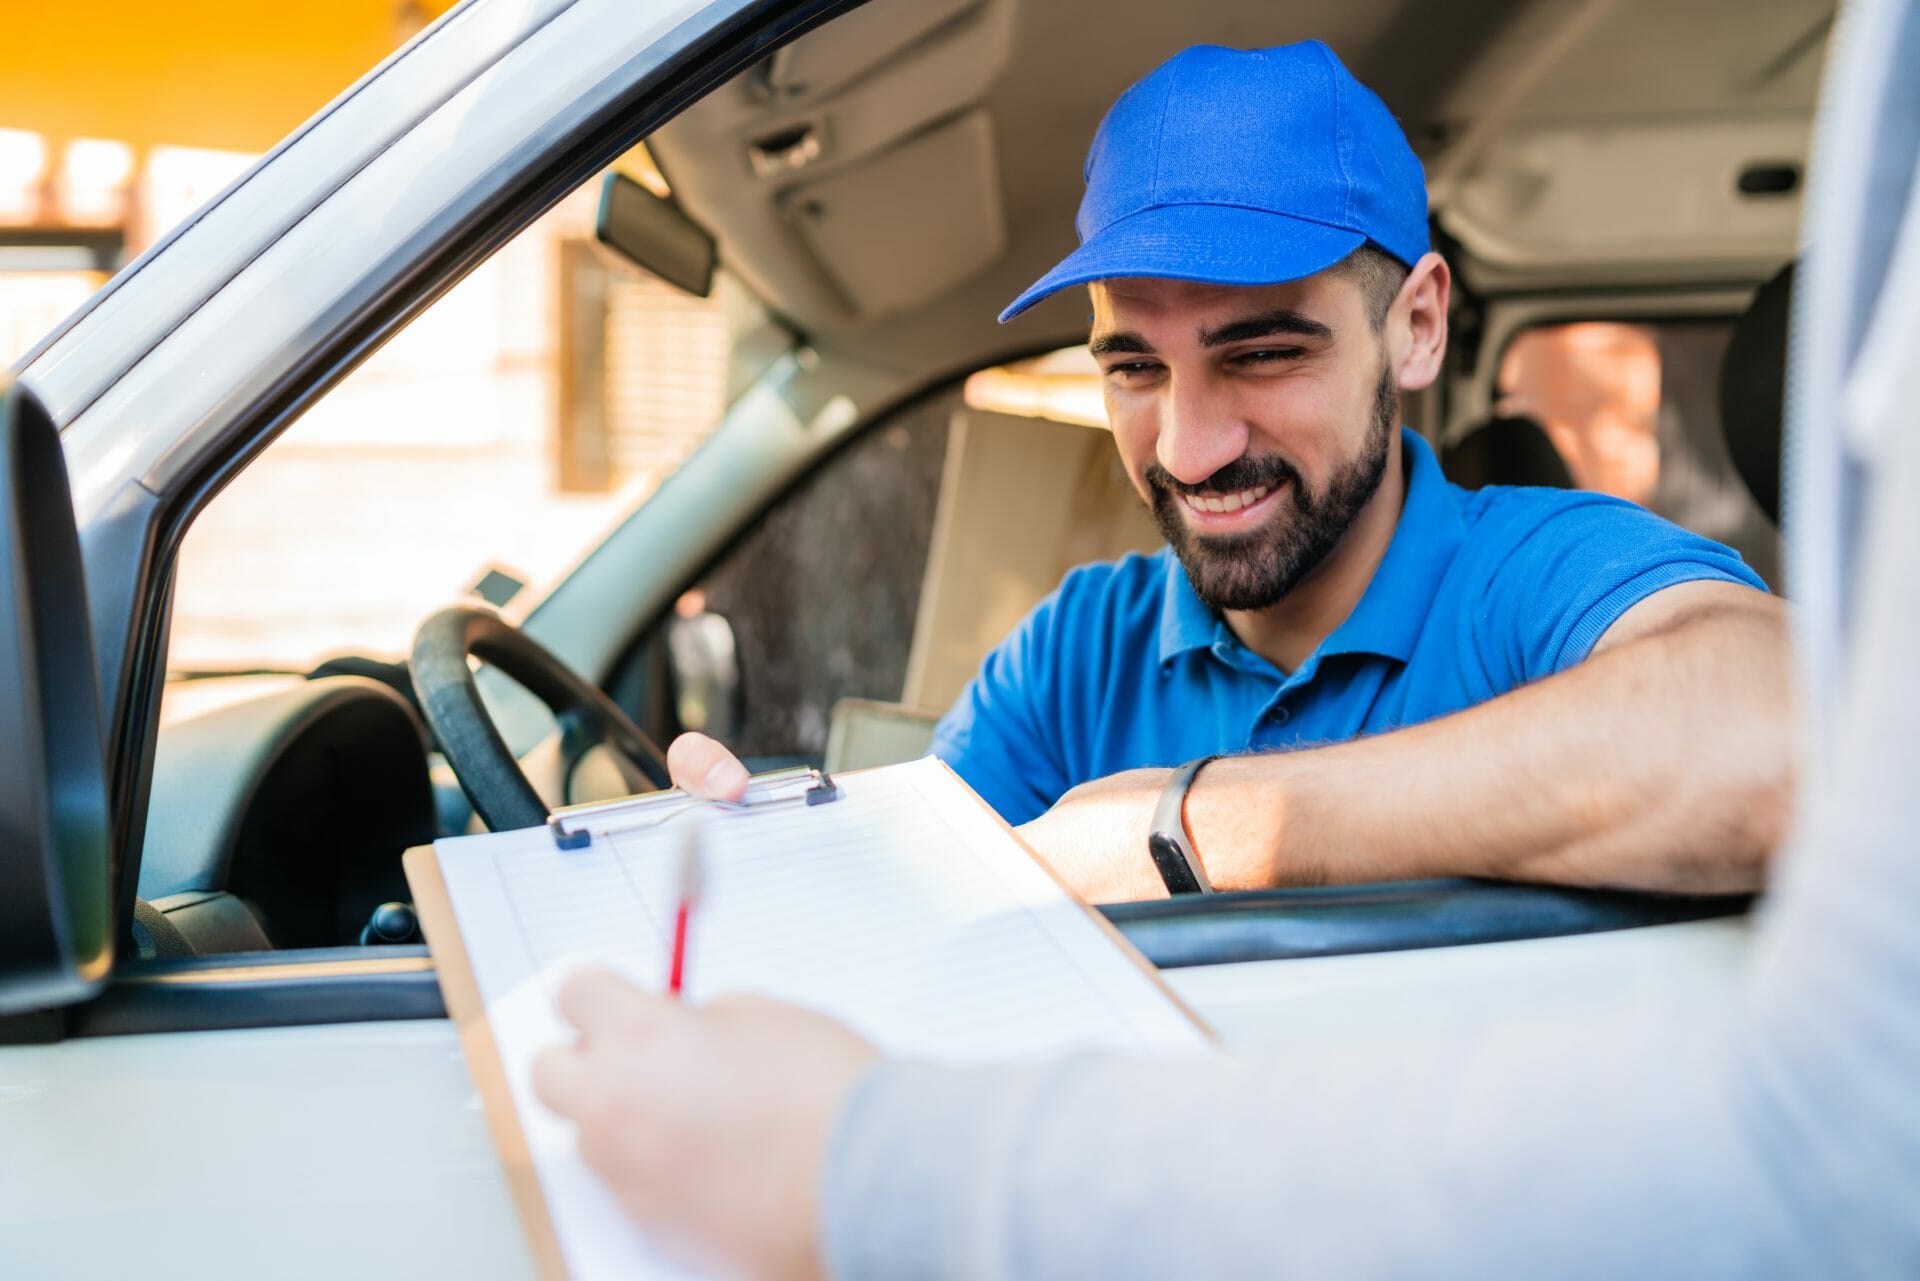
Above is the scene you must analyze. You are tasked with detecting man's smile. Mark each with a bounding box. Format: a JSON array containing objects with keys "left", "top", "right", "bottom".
[{"left": 1177, "top": 478, "right": 1288, "bottom": 531}]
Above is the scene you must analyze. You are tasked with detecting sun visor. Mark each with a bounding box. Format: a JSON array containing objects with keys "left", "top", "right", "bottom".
[{"left": 780, "top": 109, "right": 1006, "bottom": 320}]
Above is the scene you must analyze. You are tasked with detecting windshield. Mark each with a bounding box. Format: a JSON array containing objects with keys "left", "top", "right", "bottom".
[{"left": 166, "top": 181, "right": 786, "bottom": 678}]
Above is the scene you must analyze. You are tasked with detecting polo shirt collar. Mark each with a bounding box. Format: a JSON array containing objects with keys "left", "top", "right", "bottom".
[
  {"left": 1158, "top": 546, "right": 1221, "bottom": 663},
  {"left": 1156, "top": 428, "right": 1466, "bottom": 668}
]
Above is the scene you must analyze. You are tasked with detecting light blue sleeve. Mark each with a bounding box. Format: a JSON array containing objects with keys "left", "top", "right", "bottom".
[{"left": 823, "top": 455, "right": 1920, "bottom": 1281}]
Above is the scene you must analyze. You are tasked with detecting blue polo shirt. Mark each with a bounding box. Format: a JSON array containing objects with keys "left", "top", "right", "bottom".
[{"left": 931, "top": 428, "right": 1767, "bottom": 825}]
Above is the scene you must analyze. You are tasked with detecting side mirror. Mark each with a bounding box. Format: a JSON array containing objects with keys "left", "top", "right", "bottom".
[
  {"left": 594, "top": 170, "right": 718, "bottom": 299},
  {"left": 0, "top": 378, "right": 115, "bottom": 1016}
]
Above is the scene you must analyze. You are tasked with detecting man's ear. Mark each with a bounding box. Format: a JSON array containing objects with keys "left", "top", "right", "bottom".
[{"left": 1391, "top": 252, "right": 1451, "bottom": 393}]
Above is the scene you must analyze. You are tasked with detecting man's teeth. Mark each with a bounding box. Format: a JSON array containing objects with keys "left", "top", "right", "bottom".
[{"left": 1184, "top": 483, "right": 1274, "bottom": 514}]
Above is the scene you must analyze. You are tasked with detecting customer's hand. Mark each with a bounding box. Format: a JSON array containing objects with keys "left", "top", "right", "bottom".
[
  {"left": 532, "top": 968, "right": 879, "bottom": 1281},
  {"left": 666, "top": 731, "right": 751, "bottom": 801}
]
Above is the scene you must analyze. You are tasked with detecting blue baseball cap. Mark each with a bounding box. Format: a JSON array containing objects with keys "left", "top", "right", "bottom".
[{"left": 1000, "top": 41, "right": 1429, "bottom": 322}]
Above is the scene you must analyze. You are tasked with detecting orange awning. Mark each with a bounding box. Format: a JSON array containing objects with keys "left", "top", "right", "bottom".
[{"left": 0, "top": 0, "right": 460, "bottom": 155}]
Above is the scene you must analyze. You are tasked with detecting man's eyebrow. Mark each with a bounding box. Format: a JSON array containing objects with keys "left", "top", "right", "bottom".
[
  {"left": 1199, "top": 309, "right": 1334, "bottom": 348},
  {"left": 1088, "top": 330, "right": 1153, "bottom": 358}
]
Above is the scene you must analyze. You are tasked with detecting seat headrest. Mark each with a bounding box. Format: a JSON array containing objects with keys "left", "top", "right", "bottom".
[
  {"left": 1439, "top": 413, "right": 1573, "bottom": 490},
  {"left": 1719, "top": 261, "right": 1795, "bottom": 524}
]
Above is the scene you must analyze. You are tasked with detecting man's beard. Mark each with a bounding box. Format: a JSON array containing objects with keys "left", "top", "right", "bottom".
[{"left": 1145, "top": 363, "right": 1398, "bottom": 613}]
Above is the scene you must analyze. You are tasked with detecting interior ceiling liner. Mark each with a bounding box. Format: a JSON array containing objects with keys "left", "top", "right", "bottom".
[
  {"left": 780, "top": 109, "right": 1006, "bottom": 321},
  {"left": 761, "top": 0, "right": 982, "bottom": 100}
]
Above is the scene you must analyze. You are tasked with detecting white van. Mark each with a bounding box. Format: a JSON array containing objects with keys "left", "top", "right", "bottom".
[{"left": 2, "top": 0, "right": 1890, "bottom": 1274}]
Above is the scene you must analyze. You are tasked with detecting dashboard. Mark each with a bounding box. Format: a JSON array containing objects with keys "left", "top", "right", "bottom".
[{"left": 139, "top": 676, "right": 438, "bottom": 954}]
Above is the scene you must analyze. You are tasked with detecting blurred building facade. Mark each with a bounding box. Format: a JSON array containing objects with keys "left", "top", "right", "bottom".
[{"left": 1, "top": 2, "right": 735, "bottom": 674}]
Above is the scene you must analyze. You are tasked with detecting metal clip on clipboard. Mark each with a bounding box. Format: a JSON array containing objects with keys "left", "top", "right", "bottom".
[{"left": 545, "top": 765, "right": 841, "bottom": 850}]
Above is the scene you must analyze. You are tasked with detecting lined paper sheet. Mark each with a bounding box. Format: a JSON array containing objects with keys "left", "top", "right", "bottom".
[{"left": 428, "top": 756, "right": 1209, "bottom": 1281}]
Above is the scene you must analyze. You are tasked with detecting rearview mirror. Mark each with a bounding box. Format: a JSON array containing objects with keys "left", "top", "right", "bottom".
[
  {"left": 594, "top": 170, "right": 718, "bottom": 298},
  {"left": 0, "top": 378, "right": 115, "bottom": 1016}
]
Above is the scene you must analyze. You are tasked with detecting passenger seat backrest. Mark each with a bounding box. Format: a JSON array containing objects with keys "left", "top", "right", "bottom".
[
  {"left": 1439, "top": 413, "right": 1573, "bottom": 489},
  {"left": 825, "top": 698, "right": 941, "bottom": 772},
  {"left": 1719, "top": 261, "right": 1794, "bottom": 525},
  {"left": 900, "top": 409, "right": 1163, "bottom": 712}
]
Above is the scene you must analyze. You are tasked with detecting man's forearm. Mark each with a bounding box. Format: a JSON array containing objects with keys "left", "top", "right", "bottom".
[{"left": 1186, "top": 594, "right": 1793, "bottom": 893}]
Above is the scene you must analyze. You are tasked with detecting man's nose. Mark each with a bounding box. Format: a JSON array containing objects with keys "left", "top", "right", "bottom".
[{"left": 1156, "top": 375, "right": 1248, "bottom": 486}]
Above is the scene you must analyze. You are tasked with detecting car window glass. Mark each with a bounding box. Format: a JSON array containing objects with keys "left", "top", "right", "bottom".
[
  {"left": 162, "top": 178, "right": 784, "bottom": 716},
  {"left": 962, "top": 345, "right": 1107, "bottom": 428},
  {"left": 651, "top": 387, "right": 958, "bottom": 767},
  {"left": 631, "top": 345, "right": 1157, "bottom": 770}
]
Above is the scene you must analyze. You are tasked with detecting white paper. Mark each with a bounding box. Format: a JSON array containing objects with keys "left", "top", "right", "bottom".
[{"left": 432, "top": 756, "right": 1208, "bottom": 1281}]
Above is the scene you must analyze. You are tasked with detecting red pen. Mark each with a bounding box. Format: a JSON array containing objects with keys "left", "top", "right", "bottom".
[{"left": 667, "top": 819, "right": 703, "bottom": 999}]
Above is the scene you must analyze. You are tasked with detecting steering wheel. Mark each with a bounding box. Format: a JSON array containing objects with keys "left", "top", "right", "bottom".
[{"left": 410, "top": 605, "right": 672, "bottom": 831}]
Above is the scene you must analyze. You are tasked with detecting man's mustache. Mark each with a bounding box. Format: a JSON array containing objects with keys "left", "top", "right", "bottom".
[{"left": 1144, "top": 454, "right": 1300, "bottom": 500}]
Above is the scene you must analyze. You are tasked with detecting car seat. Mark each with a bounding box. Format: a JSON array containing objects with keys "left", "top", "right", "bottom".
[
  {"left": 1719, "top": 261, "right": 1793, "bottom": 525},
  {"left": 824, "top": 407, "right": 1162, "bottom": 771},
  {"left": 1439, "top": 413, "right": 1573, "bottom": 488}
]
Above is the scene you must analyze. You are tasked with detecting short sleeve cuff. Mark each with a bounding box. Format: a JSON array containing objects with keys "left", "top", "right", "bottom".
[{"left": 1553, "top": 560, "right": 1767, "bottom": 671}]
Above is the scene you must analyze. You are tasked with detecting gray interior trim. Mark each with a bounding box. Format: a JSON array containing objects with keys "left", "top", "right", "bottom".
[
  {"left": 63, "top": 948, "right": 445, "bottom": 1038},
  {"left": 1105, "top": 880, "right": 1751, "bottom": 969},
  {"left": 140, "top": 676, "right": 431, "bottom": 900}
]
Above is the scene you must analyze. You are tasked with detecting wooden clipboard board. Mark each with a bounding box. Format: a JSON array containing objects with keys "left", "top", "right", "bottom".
[
  {"left": 404, "top": 760, "right": 1215, "bottom": 1281},
  {"left": 406, "top": 844, "right": 572, "bottom": 1281}
]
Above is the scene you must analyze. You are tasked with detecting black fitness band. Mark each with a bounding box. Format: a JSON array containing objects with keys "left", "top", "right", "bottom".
[{"left": 1145, "top": 755, "right": 1219, "bottom": 895}]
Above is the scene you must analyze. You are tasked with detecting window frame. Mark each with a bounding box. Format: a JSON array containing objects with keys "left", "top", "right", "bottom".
[{"left": 13, "top": 0, "right": 856, "bottom": 970}]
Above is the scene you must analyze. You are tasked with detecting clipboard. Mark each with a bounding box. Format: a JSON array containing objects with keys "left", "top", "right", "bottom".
[
  {"left": 541, "top": 765, "right": 841, "bottom": 850},
  {"left": 406, "top": 759, "right": 1214, "bottom": 1281},
  {"left": 407, "top": 844, "right": 572, "bottom": 1281}
]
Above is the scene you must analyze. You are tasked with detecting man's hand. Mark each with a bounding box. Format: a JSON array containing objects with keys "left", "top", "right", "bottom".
[
  {"left": 666, "top": 731, "right": 750, "bottom": 800},
  {"left": 667, "top": 731, "right": 1186, "bottom": 905},
  {"left": 1016, "top": 768, "right": 1178, "bottom": 903},
  {"left": 532, "top": 969, "right": 879, "bottom": 1281}
]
